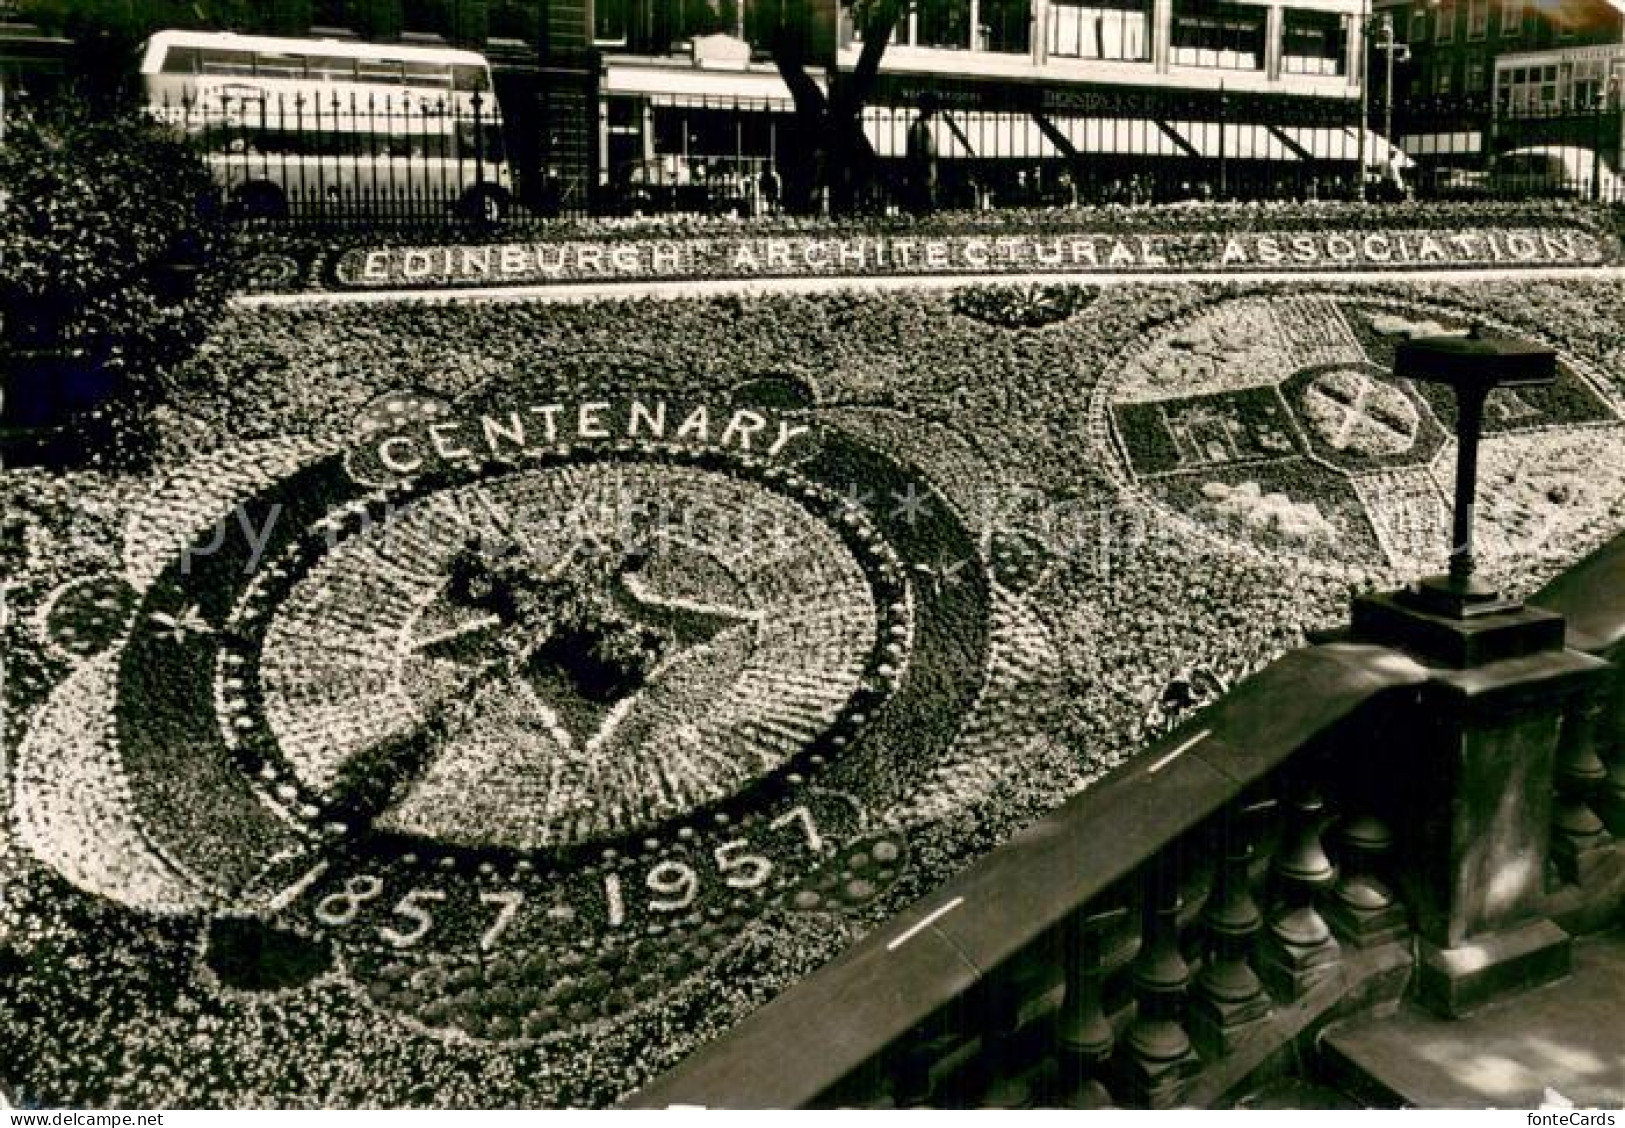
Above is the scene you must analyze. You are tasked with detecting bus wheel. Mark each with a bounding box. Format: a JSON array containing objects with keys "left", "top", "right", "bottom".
[
  {"left": 459, "top": 185, "right": 509, "bottom": 227},
  {"left": 235, "top": 183, "right": 288, "bottom": 221}
]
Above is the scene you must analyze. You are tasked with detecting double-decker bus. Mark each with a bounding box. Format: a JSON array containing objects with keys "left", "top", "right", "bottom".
[{"left": 140, "top": 29, "right": 513, "bottom": 222}]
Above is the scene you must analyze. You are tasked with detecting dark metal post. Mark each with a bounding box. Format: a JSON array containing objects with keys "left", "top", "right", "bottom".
[
  {"left": 473, "top": 89, "right": 486, "bottom": 187},
  {"left": 1448, "top": 382, "right": 1487, "bottom": 588}
]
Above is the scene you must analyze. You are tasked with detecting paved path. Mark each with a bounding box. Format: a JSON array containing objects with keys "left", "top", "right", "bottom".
[
  {"left": 235, "top": 264, "right": 1625, "bottom": 308},
  {"left": 1325, "top": 930, "right": 1625, "bottom": 1109}
]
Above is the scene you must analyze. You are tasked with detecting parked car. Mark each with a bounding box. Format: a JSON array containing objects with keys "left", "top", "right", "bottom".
[
  {"left": 1488, "top": 146, "right": 1622, "bottom": 202},
  {"left": 1427, "top": 165, "right": 1490, "bottom": 199}
]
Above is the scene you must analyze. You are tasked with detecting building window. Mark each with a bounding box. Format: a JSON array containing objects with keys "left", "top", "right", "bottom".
[
  {"left": 595, "top": 0, "right": 629, "bottom": 43},
  {"left": 1047, "top": 0, "right": 1150, "bottom": 59},
  {"left": 311, "top": 0, "right": 355, "bottom": 31},
  {"left": 1572, "top": 58, "right": 1606, "bottom": 104},
  {"left": 1434, "top": 1, "right": 1455, "bottom": 41},
  {"left": 1434, "top": 65, "right": 1452, "bottom": 93},
  {"left": 1281, "top": 10, "right": 1346, "bottom": 75},
  {"left": 1171, "top": 0, "right": 1266, "bottom": 69},
  {"left": 1466, "top": 0, "right": 1488, "bottom": 38},
  {"left": 917, "top": 0, "right": 973, "bottom": 48},
  {"left": 1499, "top": 62, "right": 1560, "bottom": 111},
  {"left": 489, "top": 1, "right": 537, "bottom": 41},
  {"left": 1466, "top": 54, "right": 1486, "bottom": 90},
  {"left": 1409, "top": 5, "right": 1428, "bottom": 41},
  {"left": 403, "top": 0, "right": 453, "bottom": 39},
  {"left": 1499, "top": 0, "right": 1521, "bottom": 36},
  {"left": 981, "top": 0, "right": 1032, "bottom": 52}
]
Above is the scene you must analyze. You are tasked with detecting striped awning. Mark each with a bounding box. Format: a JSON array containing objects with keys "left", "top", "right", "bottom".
[
  {"left": 862, "top": 109, "right": 1062, "bottom": 160},
  {"left": 1170, "top": 121, "right": 1300, "bottom": 161},
  {"left": 602, "top": 62, "right": 808, "bottom": 111},
  {"left": 1046, "top": 115, "right": 1189, "bottom": 157}
]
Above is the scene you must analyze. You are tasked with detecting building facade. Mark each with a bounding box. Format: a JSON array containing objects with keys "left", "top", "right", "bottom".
[
  {"left": 13, "top": 0, "right": 1405, "bottom": 206},
  {"left": 1378, "top": 0, "right": 1625, "bottom": 175},
  {"left": 598, "top": 0, "right": 1380, "bottom": 204}
]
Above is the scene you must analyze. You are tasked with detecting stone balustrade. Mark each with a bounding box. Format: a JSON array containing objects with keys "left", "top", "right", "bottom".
[{"left": 623, "top": 532, "right": 1625, "bottom": 1110}]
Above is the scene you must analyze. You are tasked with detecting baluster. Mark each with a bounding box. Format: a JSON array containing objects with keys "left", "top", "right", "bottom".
[
  {"left": 1598, "top": 679, "right": 1625, "bottom": 837},
  {"left": 1120, "top": 858, "right": 1199, "bottom": 1109},
  {"left": 1191, "top": 800, "right": 1273, "bottom": 1056},
  {"left": 1325, "top": 813, "right": 1409, "bottom": 946},
  {"left": 1553, "top": 692, "right": 1614, "bottom": 885},
  {"left": 975, "top": 977, "right": 1033, "bottom": 1109},
  {"left": 1053, "top": 904, "right": 1129, "bottom": 1108},
  {"left": 1259, "top": 776, "right": 1341, "bottom": 1000},
  {"left": 889, "top": 1029, "right": 936, "bottom": 1109}
]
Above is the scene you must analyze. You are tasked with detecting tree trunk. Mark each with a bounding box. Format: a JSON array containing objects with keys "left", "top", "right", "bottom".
[{"left": 770, "top": 0, "right": 906, "bottom": 215}]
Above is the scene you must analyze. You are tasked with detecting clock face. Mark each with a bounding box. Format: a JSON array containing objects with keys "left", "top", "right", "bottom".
[
  {"left": 255, "top": 462, "right": 885, "bottom": 854},
  {"left": 54, "top": 395, "right": 993, "bottom": 1045}
]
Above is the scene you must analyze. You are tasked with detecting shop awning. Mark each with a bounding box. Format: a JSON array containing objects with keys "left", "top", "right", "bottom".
[
  {"left": 1271, "top": 125, "right": 1415, "bottom": 168},
  {"left": 868, "top": 112, "right": 1189, "bottom": 159},
  {"left": 1046, "top": 115, "right": 1189, "bottom": 157},
  {"left": 862, "top": 109, "right": 1062, "bottom": 160},
  {"left": 1170, "top": 121, "right": 1300, "bottom": 161},
  {"left": 602, "top": 62, "right": 809, "bottom": 112}
]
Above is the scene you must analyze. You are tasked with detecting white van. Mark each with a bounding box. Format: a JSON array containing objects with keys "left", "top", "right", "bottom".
[{"left": 1488, "top": 146, "right": 1622, "bottom": 202}]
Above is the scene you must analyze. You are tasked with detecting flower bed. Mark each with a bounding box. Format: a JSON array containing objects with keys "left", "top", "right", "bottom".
[{"left": 4, "top": 275, "right": 1625, "bottom": 1107}]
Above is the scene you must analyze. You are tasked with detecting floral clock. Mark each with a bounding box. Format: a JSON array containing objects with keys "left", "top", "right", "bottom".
[{"left": 14, "top": 383, "right": 1014, "bottom": 1048}]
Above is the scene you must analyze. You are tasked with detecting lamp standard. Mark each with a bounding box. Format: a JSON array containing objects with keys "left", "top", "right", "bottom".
[
  {"left": 1358, "top": 0, "right": 1371, "bottom": 199},
  {"left": 1359, "top": 8, "right": 1407, "bottom": 201}
]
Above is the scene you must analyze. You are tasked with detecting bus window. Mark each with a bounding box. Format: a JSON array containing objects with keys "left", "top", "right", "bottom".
[
  {"left": 357, "top": 57, "right": 405, "bottom": 84},
  {"left": 200, "top": 48, "right": 257, "bottom": 76},
  {"left": 308, "top": 54, "right": 359, "bottom": 81},
  {"left": 403, "top": 61, "right": 454, "bottom": 87},
  {"left": 162, "top": 46, "right": 202, "bottom": 74},
  {"left": 451, "top": 64, "right": 490, "bottom": 91},
  {"left": 255, "top": 52, "right": 305, "bottom": 78}
]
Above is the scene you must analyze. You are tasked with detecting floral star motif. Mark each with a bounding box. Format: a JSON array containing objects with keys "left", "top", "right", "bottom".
[
  {"left": 838, "top": 483, "right": 875, "bottom": 521},
  {"left": 890, "top": 483, "right": 934, "bottom": 526},
  {"left": 913, "top": 554, "right": 968, "bottom": 594},
  {"left": 148, "top": 605, "right": 213, "bottom": 645}
]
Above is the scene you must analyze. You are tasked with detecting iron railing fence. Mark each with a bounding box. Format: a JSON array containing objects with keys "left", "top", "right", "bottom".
[
  {"left": 151, "top": 87, "right": 518, "bottom": 228},
  {"left": 1396, "top": 96, "right": 1625, "bottom": 204},
  {"left": 148, "top": 85, "right": 1625, "bottom": 230}
]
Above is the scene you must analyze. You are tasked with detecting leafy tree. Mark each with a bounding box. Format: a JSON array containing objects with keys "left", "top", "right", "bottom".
[{"left": 0, "top": 94, "right": 229, "bottom": 453}]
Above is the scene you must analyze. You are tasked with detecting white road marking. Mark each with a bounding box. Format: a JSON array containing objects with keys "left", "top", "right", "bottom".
[
  {"left": 1147, "top": 728, "right": 1211, "bottom": 775},
  {"left": 886, "top": 896, "right": 966, "bottom": 952}
]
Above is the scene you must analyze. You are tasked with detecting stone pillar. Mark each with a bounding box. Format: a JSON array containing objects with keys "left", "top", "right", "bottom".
[
  {"left": 1153, "top": 0, "right": 1174, "bottom": 73},
  {"left": 1265, "top": 6, "right": 1285, "bottom": 81},
  {"left": 1344, "top": 13, "right": 1362, "bottom": 93},
  {"left": 1033, "top": 0, "right": 1051, "bottom": 65},
  {"left": 1351, "top": 593, "right": 1608, "bottom": 1016}
]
